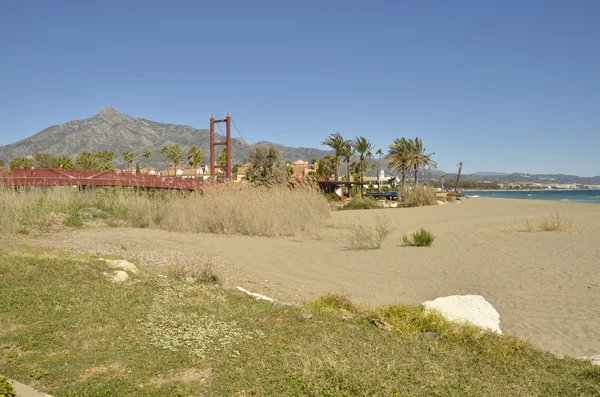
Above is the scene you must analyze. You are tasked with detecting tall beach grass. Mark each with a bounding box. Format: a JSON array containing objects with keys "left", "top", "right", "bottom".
[{"left": 0, "top": 184, "right": 330, "bottom": 237}]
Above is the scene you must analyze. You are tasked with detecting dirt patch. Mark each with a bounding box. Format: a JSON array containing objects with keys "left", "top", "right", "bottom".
[
  {"left": 80, "top": 363, "right": 122, "bottom": 382},
  {"left": 150, "top": 367, "right": 212, "bottom": 387}
]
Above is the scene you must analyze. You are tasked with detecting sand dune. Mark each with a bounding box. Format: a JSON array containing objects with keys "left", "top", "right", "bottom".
[{"left": 28, "top": 198, "right": 600, "bottom": 358}]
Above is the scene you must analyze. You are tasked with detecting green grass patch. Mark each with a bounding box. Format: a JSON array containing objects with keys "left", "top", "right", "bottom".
[
  {"left": 0, "top": 248, "right": 598, "bottom": 396},
  {"left": 0, "top": 376, "right": 16, "bottom": 397},
  {"left": 402, "top": 228, "right": 436, "bottom": 247},
  {"left": 340, "top": 198, "right": 382, "bottom": 211},
  {"left": 63, "top": 213, "right": 84, "bottom": 228}
]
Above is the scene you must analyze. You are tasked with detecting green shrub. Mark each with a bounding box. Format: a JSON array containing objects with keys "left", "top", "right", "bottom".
[
  {"left": 323, "top": 193, "right": 339, "bottom": 202},
  {"left": 347, "top": 216, "right": 393, "bottom": 250},
  {"left": 402, "top": 228, "right": 435, "bottom": 247},
  {"left": 341, "top": 198, "right": 382, "bottom": 211},
  {"left": 63, "top": 213, "right": 84, "bottom": 228},
  {"left": 402, "top": 184, "right": 437, "bottom": 207},
  {"left": 0, "top": 377, "right": 16, "bottom": 397},
  {"left": 304, "top": 293, "right": 360, "bottom": 314}
]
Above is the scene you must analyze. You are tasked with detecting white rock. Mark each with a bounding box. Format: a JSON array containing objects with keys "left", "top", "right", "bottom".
[
  {"left": 437, "top": 200, "right": 445, "bottom": 205},
  {"left": 110, "top": 270, "right": 129, "bottom": 282},
  {"left": 99, "top": 259, "right": 139, "bottom": 274},
  {"left": 422, "top": 295, "right": 502, "bottom": 334},
  {"left": 579, "top": 354, "right": 600, "bottom": 366},
  {"left": 235, "top": 286, "right": 275, "bottom": 302}
]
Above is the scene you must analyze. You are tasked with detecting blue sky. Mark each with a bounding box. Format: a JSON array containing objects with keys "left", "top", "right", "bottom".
[{"left": 1, "top": 0, "right": 598, "bottom": 175}]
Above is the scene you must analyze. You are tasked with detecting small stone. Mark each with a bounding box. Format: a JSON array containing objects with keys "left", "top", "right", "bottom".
[
  {"left": 99, "top": 258, "right": 139, "bottom": 274},
  {"left": 372, "top": 319, "right": 393, "bottom": 331},
  {"left": 579, "top": 354, "right": 600, "bottom": 366},
  {"left": 342, "top": 314, "right": 353, "bottom": 321},
  {"left": 419, "top": 331, "right": 439, "bottom": 341},
  {"left": 301, "top": 312, "right": 313, "bottom": 320},
  {"left": 111, "top": 270, "right": 129, "bottom": 282}
]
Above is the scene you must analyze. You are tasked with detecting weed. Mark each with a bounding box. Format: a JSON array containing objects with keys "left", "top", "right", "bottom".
[
  {"left": 167, "top": 261, "right": 221, "bottom": 285},
  {"left": 347, "top": 216, "right": 393, "bottom": 250},
  {"left": 504, "top": 212, "right": 579, "bottom": 233},
  {"left": 402, "top": 184, "right": 438, "bottom": 207},
  {"left": 0, "top": 377, "right": 16, "bottom": 397},
  {"left": 304, "top": 293, "right": 360, "bottom": 314},
  {"left": 402, "top": 228, "right": 435, "bottom": 247},
  {"left": 17, "top": 228, "right": 28, "bottom": 235},
  {"left": 63, "top": 213, "right": 84, "bottom": 228}
]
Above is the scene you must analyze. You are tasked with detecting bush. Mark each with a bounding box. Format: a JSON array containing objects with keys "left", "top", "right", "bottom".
[
  {"left": 402, "top": 184, "right": 437, "bottom": 207},
  {"left": 0, "top": 377, "right": 16, "bottom": 397},
  {"left": 504, "top": 213, "right": 578, "bottom": 233},
  {"left": 63, "top": 213, "right": 84, "bottom": 228},
  {"left": 347, "top": 216, "right": 393, "bottom": 250},
  {"left": 402, "top": 228, "right": 435, "bottom": 247},
  {"left": 304, "top": 293, "right": 360, "bottom": 314},
  {"left": 166, "top": 261, "right": 221, "bottom": 285},
  {"left": 341, "top": 198, "right": 382, "bottom": 211}
]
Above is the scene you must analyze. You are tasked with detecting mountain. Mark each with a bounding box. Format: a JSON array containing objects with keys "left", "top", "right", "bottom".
[
  {"left": 438, "top": 172, "right": 600, "bottom": 185},
  {"left": 0, "top": 106, "right": 332, "bottom": 169},
  {"left": 471, "top": 171, "right": 509, "bottom": 177}
]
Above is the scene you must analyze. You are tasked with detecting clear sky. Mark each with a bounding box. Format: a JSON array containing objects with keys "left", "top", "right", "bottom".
[{"left": 1, "top": 0, "right": 598, "bottom": 175}]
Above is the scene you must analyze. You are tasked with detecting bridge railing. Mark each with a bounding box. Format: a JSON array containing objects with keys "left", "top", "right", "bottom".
[{"left": 0, "top": 168, "right": 204, "bottom": 190}]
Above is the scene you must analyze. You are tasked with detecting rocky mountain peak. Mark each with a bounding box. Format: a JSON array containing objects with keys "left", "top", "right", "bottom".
[{"left": 98, "top": 106, "right": 121, "bottom": 117}]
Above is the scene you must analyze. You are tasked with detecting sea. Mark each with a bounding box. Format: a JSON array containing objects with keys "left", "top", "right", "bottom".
[{"left": 463, "top": 189, "right": 600, "bottom": 204}]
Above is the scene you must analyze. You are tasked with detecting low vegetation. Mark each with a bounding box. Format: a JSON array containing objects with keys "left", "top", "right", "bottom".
[
  {"left": 402, "top": 228, "right": 436, "bottom": 247},
  {"left": 402, "top": 184, "right": 438, "bottom": 207},
  {"left": 1, "top": 248, "right": 598, "bottom": 396},
  {"left": 0, "top": 183, "right": 330, "bottom": 238},
  {"left": 166, "top": 261, "right": 221, "bottom": 285},
  {"left": 340, "top": 197, "right": 382, "bottom": 211},
  {"left": 0, "top": 377, "right": 16, "bottom": 397},
  {"left": 346, "top": 216, "right": 393, "bottom": 250},
  {"left": 504, "top": 213, "right": 579, "bottom": 233},
  {"left": 303, "top": 293, "right": 360, "bottom": 314}
]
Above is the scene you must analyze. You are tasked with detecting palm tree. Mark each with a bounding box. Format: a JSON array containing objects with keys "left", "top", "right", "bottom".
[
  {"left": 376, "top": 148, "right": 384, "bottom": 192},
  {"left": 341, "top": 141, "right": 354, "bottom": 196},
  {"left": 96, "top": 151, "right": 115, "bottom": 170},
  {"left": 321, "top": 132, "right": 346, "bottom": 181},
  {"left": 122, "top": 151, "right": 134, "bottom": 168},
  {"left": 385, "top": 137, "right": 412, "bottom": 191},
  {"left": 161, "top": 144, "right": 183, "bottom": 168},
  {"left": 410, "top": 137, "right": 437, "bottom": 184},
  {"left": 351, "top": 136, "right": 374, "bottom": 195},
  {"left": 142, "top": 149, "right": 153, "bottom": 161},
  {"left": 187, "top": 146, "right": 205, "bottom": 167},
  {"left": 454, "top": 161, "right": 464, "bottom": 192}
]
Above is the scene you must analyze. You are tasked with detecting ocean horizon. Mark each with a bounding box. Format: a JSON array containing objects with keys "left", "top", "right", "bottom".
[{"left": 464, "top": 189, "right": 600, "bottom": 204}]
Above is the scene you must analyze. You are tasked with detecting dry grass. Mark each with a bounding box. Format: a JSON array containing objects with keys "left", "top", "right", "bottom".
[
  {"left": 166, "top": 261, "right": 221, "bottom": 285},
  {"left": 503, "top": 212, "right": 579, "bottom": 233},
  {"left": 402, "top": 184, "right": 438, "bottom": 207},
  {"left": 346, "top": 216, "right": 393, "bottom": 250},
  {"left": 0, "top": 184, "right": 330, "bottom": 237}
]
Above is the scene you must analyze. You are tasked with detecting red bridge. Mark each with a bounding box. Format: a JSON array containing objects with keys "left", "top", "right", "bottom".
[{"left": 0, "top": 168, "right": 204, "bottom": 190}]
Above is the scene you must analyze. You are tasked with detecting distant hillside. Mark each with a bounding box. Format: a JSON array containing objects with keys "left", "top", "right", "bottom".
[
  {"left": 438, "top": 172, "right": 600, "bottom": 185},
  {"left": 0, "top": 106, "right": 332, "bottom": 169},
  {"left": 1, "top": 106, "right": 598, "bottom": 183}
]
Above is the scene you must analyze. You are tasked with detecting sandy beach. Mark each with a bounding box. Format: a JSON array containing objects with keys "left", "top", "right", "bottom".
[{"left": 27, "top": 198, "right": 600, "bottom": 358}]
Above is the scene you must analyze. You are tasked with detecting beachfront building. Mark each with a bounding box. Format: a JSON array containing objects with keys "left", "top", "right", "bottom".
[{"left": 140, "top": 166, "right": 158, "bottom": 175}]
